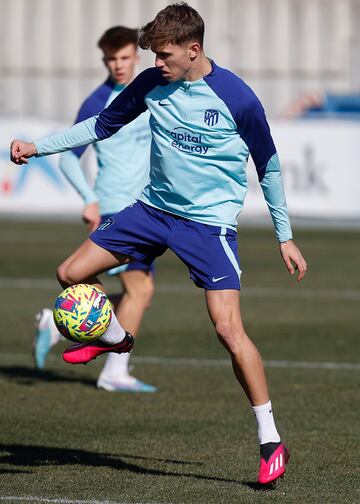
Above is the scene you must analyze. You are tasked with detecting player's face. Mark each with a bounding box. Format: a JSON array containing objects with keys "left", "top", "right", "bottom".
[
  {"left": 154, "top": 42, "right": 200, "bottom": 82},
  {"left": 103, "top": 44, "right": 139, "bottom": 85}
]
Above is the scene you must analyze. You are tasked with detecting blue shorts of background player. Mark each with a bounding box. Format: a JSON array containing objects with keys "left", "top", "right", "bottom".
[
  {"left": 91, "top": 201, "right": 241, "bottom": 290},
  {"left": 100, "top": 214, "right": 155, "bottom": 277}
]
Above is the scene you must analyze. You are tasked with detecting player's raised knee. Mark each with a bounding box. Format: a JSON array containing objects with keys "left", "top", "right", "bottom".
[{"left": 56, "top": 262, "right": 79, "bottom": 287}]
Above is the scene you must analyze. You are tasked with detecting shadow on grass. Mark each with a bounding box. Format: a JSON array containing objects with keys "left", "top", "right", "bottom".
[
  {"left": 0, "top": 366, "right": 95, "bottom": 387},
  {"left": 0, "top": 443, "right": 274, "bottom": 490},
  {"left": 0, "top": 469, "right": 30, "bottom": 474},
  {"left": 119, "top": 452, "right": 203, "bottom": 466}
]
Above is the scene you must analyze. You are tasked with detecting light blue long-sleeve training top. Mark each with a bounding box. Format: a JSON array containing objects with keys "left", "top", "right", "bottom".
[
  {"left": 59, "top": 77, "right": 151, "bottom": 216},
  {"left": 35, "top": 61, "right": 292, "bottom": 241}
]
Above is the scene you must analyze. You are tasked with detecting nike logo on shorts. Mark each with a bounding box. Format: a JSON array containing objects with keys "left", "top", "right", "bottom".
[{"left": 212, "top": 275, "right": 229, "bottom": 283}]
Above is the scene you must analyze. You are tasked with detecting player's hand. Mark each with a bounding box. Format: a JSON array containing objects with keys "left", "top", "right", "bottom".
[
  {"left": 82, "top": 202, "right": 101, "bottom": 232},
  {"left": 279, "top": 239, "right": 307, "bottom": 282},
  {"left": 10, "top": 140, "right": 37, "bottom": 165}
]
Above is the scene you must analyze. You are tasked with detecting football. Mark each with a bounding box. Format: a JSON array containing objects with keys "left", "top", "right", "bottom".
[{"left": 53, "top": 284, "right": 112, "bottom": 343}]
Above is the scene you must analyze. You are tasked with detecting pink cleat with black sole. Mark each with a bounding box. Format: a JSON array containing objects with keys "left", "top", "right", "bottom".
[
  {"left": 63, "top": 332, "right": 134, "bottom": 365},
  {"left": 257, "top": 442, "right": 290, "bottom": 486}
]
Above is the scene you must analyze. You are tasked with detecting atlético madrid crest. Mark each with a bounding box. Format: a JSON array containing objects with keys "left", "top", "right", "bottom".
[{"left": 204, "top": 109, "right": 219, "bottom": 126}]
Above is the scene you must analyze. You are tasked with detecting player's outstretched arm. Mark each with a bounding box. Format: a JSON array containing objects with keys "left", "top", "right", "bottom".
[
  {"left": 10, "top": 69, "right": 157, "bottom": 165},
  {"left": 279, "top": 239, "right": 307, "bottom": 282},
  {"left": 10, "top": 116, "right": 101, "bottom": 163},
  {"left": 10, "top": 140, "right": 37, "bottom": 165}
]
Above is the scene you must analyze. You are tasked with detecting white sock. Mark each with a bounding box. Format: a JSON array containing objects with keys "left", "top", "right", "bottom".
[
  {"left": 99, "top": 309, "right": 126, "bottom": 344},
  {"left": 98, "top": 352, "right": 130, "bottom": 382},
  {"left": 252, "top": 401, "right": 281, "bottom": 445}
]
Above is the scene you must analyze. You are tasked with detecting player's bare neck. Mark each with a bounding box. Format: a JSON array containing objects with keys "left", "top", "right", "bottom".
[{"left": 184, "top": 54, "right": 212, "bottom": 82}]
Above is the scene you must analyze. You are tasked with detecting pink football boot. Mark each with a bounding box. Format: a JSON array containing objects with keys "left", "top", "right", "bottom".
[
  {"left": 63, "top": 332, "right": 134, "bottom": 365},
  {"left": 257, "top": 442, "right": 290, "bottom": 485}
]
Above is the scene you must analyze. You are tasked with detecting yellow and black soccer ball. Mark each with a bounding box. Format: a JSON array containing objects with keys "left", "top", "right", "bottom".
[{"left": 53, "top": 284, "right": 112, "bottom": 343}]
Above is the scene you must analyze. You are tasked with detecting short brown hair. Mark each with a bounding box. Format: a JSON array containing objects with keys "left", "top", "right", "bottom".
[
  {"left": 98, "top": 26, "right": 138, "bottom": 52},
  {"left": 139, "top": 2, "right": 204, "bottom": 51}
]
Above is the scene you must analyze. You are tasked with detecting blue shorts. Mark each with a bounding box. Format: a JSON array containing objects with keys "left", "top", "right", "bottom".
[
  {"left": 91, "top": 202, "right": 241, "bottom": 290},
  {"left": 99, "top": 214, "right": 154, "bottom": 275}
]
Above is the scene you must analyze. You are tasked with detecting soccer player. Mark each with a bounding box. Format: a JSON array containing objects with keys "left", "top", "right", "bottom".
[
  {"left": 34, "top": 26, "right": 157, "bottom": 393},
  {"left": 11, "top": 2, "right": 307, "bottom": 485}
]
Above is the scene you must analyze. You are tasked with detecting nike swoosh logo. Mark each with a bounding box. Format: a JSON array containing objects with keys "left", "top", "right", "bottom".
[
  {"left": 159, "top": 101, "right": 171, "bottom": 106},
  {"left": 212, "top": 275, "right": 229, "bottom": 283}
]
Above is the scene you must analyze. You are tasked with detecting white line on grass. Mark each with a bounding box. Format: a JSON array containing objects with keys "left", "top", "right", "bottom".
[
  {"left": 133, "top": 356, "right": 360, "bottom": 371},
  {"left": 0, "top": 496, "right": 162, "bottom": 504},
  {"left": 1, "top": 277, "right": 360, "bottom": 301},
  {"left": 0, "top": 352, "right": 359, "bottom": 371}
]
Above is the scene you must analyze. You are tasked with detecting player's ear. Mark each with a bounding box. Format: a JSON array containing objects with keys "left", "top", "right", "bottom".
[{"left": 189, "top": 42, "right": 201, "bottom": 61}]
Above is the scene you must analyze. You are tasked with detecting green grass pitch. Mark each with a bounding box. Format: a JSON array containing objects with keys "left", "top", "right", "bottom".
[{"left": 0, "top": 219, "right": 359, "bottom": 504}]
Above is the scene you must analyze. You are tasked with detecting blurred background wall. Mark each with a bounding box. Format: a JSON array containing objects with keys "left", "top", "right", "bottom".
[
  {"left": 1, "top": 0, "right": 360, "bottom": 221},
  {"left": 1, "top": 0, "right": 360, "bottom": 120}
]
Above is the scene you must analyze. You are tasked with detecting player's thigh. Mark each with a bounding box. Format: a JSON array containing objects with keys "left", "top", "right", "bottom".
[
  {"left": 58, "top": 238, "right": 132, "bottom": 281},
  {"left": 205, "top": 289, "right": 245, "bottom": 330}
]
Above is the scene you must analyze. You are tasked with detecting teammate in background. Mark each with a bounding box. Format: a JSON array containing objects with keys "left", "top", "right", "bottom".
[
  {"left": 11, "top": 3, "right": 307, "bottom": 485},
  {"left": 34, "top": 26, "right": 157, "bottom": 393}
]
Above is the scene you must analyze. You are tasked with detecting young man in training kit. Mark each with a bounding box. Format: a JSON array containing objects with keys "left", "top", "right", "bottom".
[
  {"left": 34, "top": 26, "right": 157, "bottom": 393},
  {"left": 11, "top": 2, "right": 307, "bottom": 485}
]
